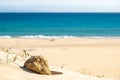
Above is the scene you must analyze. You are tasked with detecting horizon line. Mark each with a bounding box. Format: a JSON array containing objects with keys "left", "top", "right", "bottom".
[{"left": 0, "top": 12, "right": 120, "bottom": 13}]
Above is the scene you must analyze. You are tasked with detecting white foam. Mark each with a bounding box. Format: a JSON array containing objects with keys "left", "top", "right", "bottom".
[
  {"left": 0, "top": 36, "right": 11, "bottom": 38},
  {"left": 20, "top": 35, "right": 78, "bottom": 39},
  {"left": 0, "top": 35, "right": 120, "bottom": 39}
]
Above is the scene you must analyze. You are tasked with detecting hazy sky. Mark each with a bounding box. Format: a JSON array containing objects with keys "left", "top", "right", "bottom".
[{"left": 0, "top": 0, "right": 120, "bottom": 12}]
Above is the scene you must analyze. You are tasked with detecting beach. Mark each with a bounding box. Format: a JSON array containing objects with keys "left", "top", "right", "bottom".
[{"left": 0, "top": 38, "right": 120, "bottom": 80}]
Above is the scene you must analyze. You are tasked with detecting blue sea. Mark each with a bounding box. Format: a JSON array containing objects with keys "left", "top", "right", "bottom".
[{"left": 0, "top": 13, "right": 120, "bottom": 38}]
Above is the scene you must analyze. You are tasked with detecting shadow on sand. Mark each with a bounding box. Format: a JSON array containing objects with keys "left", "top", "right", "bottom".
[{"left": 20, "top": 66, "right": 63, "bottom": 75}]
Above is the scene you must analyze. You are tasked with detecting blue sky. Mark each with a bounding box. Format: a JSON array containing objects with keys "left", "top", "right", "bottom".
[{"left": 0, "top": 0, "right": 120, "bottom": 12}]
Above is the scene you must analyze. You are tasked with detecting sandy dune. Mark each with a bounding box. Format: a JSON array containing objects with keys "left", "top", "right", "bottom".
[
  {"left": 0, "top": 61, "right": 110, "bottom": 80},
  {"left": 0, "top": 38, "right": 120, "bottom": 80}
]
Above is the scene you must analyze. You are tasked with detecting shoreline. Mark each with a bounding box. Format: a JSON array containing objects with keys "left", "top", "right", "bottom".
[{"left": 1, "top": 35, "right": 120, "bottom": 39}]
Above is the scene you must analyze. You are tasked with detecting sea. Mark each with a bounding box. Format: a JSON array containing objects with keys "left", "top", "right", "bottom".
[{"left": 0, "top": 13, "right": 120, "bottom": 38}]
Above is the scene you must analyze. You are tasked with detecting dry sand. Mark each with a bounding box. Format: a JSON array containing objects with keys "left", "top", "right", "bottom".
[{"left": 0, "top": 38, "right": 120, "bottom": 80}]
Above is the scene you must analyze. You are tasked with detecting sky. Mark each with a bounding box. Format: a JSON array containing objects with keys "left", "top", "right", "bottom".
[{"left": 0, "top": 0, "right": 120, "bottom": 12}]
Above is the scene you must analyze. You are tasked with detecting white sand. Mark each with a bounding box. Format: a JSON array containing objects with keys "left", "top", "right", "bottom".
[
  {"left": 0, "top": 60, "right": 110, "bottom": 80},
  {"left": 0, "top": 38, "right": 120, "bottom": 80}
]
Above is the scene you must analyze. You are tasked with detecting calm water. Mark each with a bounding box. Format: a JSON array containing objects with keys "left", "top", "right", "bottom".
[{"left": 0, "top": 13, "right": 120, "bottom": 38}]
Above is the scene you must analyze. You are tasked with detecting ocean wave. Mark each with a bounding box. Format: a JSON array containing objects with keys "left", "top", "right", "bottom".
[
  {"left": 19, "top": 35, "right": 120, "bottom": 39},
  {"left": 0, "top": 35, "right": 120, "bottom": 39},
  {"left": 0, "top": 36, "right": 12, "bottom": 38},
  {"left": 20, "top": 35, "right": 78, "bottom": 39}
]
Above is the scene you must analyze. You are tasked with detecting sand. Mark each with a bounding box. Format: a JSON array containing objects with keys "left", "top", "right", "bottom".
[{"left": 0, "top": 38, "right": 120, "bottom": 80}]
